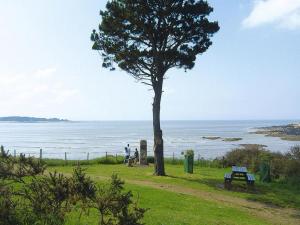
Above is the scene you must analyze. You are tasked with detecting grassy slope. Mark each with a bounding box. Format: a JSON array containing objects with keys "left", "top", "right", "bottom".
[
  {"left": 46, "top": 163, "right": 300, "bottom": 225},
  {"left": 49, "top": 164, "right": 300, "bottom": 209},
  {"left": 65, "top": 183, "right": 269, "bottom": 225}
]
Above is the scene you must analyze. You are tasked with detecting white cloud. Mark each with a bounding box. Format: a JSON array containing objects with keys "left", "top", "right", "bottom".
[
  {"left": 0, "top": 67, "right": 79, "bottom": 116},
  {"left": 243, "top": 0, "right": 300, "bottom": 29}
]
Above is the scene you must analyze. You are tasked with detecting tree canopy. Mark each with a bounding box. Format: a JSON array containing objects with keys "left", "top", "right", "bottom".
[{"left": 91, "top": 0, "right": 219, "bottom": 83}]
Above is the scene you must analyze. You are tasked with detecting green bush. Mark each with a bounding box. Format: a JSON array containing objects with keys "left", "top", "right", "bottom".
[
  {"left": 147, "top": 156, "right": 154, "bottom": 164},
  {"left": 0, "top": 147, "right": 145, "bottom": 225},
  {"left": 223, "top": 145, "right": 272, "bottom": 172},
  {"left": 222, "top": 145, "right": 300, "bottom": 185}
]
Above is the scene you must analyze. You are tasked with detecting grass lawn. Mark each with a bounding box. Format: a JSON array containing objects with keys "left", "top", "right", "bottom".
[{"left": 47, "top": 163, "right": 300, "bottom": 225}]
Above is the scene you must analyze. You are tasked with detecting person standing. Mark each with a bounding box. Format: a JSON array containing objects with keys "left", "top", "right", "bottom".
[
  {"left": 124, "top": 147, "right": 129, "bottom": 164},
  {"left": 127, "top": 144, "right": 131, "bottom": 157},
  {"left": 134, "top": 148, "right": 139, "bottom": 163}
]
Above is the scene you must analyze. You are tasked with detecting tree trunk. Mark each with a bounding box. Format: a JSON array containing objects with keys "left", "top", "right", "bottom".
[{"left": 153, "top": 79, "right": 165, "bottom": 176}]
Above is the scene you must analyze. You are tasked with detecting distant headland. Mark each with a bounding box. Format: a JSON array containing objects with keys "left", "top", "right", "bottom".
[
  {"left": 0, "top": 116, "right": 69, "bottom": 123},
  {"left": 252, "top": 123, "right": 300, "bottom": 141}
]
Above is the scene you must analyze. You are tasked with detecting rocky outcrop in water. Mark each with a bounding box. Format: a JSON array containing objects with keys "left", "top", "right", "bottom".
[{"left": 253, "top": 123, "right": 300, "bottom": 141}]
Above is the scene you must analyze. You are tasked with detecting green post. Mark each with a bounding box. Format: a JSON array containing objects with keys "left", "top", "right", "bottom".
[{"left": 183, "top": 150, "right": 194, "bottom": 174}]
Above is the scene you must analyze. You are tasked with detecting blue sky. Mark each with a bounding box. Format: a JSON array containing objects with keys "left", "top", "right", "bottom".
[{"left": 0, "top": 0, "right": 299, "bottom": 120}]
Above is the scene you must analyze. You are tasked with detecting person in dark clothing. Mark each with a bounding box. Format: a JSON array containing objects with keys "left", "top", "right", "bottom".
[
  {"left": 124, "top": 147, "right": 129, "bottom": 163},
  {"left": 134, "top": 148, "right": 139, "bottom": 163}
]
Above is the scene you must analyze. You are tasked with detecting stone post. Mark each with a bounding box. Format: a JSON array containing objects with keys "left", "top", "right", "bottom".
[{"left": 139, "top": 140, "right": 148, "bottom": 165}]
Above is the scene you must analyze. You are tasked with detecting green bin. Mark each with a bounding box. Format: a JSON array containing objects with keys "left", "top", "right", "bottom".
[{"left": 184, "top": 150, "right": 194, "bottom": 174}]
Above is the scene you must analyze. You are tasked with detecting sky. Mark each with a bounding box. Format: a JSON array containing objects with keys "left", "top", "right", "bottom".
[{"left": 0, "top": 0, "right": 299, "bottom": 121}]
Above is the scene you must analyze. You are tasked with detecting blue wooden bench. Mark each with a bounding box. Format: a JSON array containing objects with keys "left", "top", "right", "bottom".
[
  {"left": 247, "top": 174, "right": 255, "bottom": 185},
  {"left": 224, "top": 173, "right": 232, "bottom": 189},
  {"left": 224, "top": 167, "right": 255, "bottom": 190}
]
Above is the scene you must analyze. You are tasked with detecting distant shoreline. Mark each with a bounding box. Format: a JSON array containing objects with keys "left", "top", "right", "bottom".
[{"left": 0, "top": 116, "right": 69, "bottom": 123}]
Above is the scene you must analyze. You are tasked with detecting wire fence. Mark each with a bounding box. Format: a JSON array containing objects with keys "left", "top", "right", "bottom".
[
  {"left": 1, "top": 144, "right": 224, "bottom": 168},
  {"left": 2, "top": 145, "right": 218, "bottom": 161}
]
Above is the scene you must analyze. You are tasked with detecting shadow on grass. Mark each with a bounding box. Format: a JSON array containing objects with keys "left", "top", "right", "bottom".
[
  {"left": 167, "top": 174, "right": 259, "bottom": 193},
  {"left": 166, "top": 174, "right": 300, "bottom": 209}
]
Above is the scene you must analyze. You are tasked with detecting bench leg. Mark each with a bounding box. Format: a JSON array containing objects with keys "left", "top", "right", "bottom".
[
  {"left": 247, "top": 182, "right": 254, "bottom": 191},
  {"left": 224, "top": 180, "right": 232, "bottom": 190}
]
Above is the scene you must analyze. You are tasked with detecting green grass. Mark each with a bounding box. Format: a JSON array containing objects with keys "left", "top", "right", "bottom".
[
  {"left": 43, "top": 161, "right": 300, "bottom": 225},
  {"left": 44, "top": 162, "right": 300, "bottom": 224},
  {"left": 48, "top": 163, "right": 300, "bottom": 209},
  {"left": 65, "top": 183, "right": 270, "bottom": 225},
  {"left": 43, "top": 155, "right": 124, "bottom": 166}
]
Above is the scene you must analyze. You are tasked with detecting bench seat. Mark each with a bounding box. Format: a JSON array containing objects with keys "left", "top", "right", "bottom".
[
  {"left": 224, "top": 173, "right": 232, "bottom": 180},
  {"left": 247, "top": 174, "right": 255, "bottom": 184}
]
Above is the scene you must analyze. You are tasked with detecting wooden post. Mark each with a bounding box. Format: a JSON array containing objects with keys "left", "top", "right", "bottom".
[
  {"left": 40, "top": 148, "right": 43, "bottom": 161},
  {"left": 14, "top": 149, "right": 16, "bottom": 158},
  {"left": 65, "top": 152, "right": 67, "bottom": 165},
  {"left": 87, "top": 152, "right": 89, "bottom": 161},
  {"left": 115, "top": 153, "right": 118, "bottom": 162},
  {"left": 198, "top": 154, "right": 200, "bottom": 166},
  {"left": 172, "top": 152, "right": 175, "bottom": 164}
]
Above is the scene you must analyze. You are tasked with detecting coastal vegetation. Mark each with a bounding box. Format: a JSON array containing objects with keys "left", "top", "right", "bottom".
[
  {"left": 91, "top": 0, "right": 219, "bottom": 175},
  {"left": 0, "top": 148, "right": 145, "bottom": 225}
]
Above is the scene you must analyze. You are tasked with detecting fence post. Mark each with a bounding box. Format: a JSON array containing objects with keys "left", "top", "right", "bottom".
[
  {"left": 40, "top": 148, "right": 43, "bottom": 161},
  {"left": 172, "top": 152, "right": 175, "bottom": 164},
  {"left": 198, "top": 154, "right": 200, "bottom": 166},
  {"left": 115, "top": 153, "right": 118, "bottom": 162},
  {"left": 14, "top": 149, "right": 16, "bottom": 158},
  {"left": 87, "top": 152, "right": 89, "bottom": 162},
  {"left": 106, "top": 152, "right": 108, "bottom": 161},
  {"left": 65, "top": 152, "right": 67, "bottom": 165}
]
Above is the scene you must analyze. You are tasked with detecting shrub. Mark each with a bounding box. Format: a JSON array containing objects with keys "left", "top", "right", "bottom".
[
  {"left": 91, "top": 174, "right": 146, "bottom": 225},
  {"left": 0, "top": 146, "right": 146, "bottom": 225},
  {"left": 22, "top": 172, "right": 72, "bottom": 225},
  {"left": 222, "top": 145, "right": 300, "bottom": 185},
  {"left": 223, "top": 145, "right": 271, "bottom": 172},
  {"left": 147, "top": 156, "right": 154, "bottom": 164},
  {"left": 284, "top": 145, "right": 300, "bottom": 182}
]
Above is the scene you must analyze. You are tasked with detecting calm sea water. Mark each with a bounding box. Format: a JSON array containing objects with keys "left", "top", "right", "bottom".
[{"left": 0, "top": 120, "right": 299, "bottom": 160}]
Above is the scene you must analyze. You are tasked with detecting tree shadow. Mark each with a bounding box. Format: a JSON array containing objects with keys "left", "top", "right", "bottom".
[
  {"left": 164, "top": 173, "right": 300, "bottom": 211},
  {"left": 166, "top": 174, "right": 260, "bottom": 194}
]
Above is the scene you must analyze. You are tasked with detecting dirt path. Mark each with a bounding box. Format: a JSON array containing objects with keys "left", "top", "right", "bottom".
[{"left": 91, "top": 175, "right": 300, "bottom": 225}]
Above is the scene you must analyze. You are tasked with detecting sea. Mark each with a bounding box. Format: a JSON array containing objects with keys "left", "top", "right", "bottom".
[{"left": 0, "top": 120, "right": 299, "bottom": 160}]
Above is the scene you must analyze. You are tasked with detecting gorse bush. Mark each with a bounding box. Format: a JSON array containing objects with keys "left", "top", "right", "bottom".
[{"left": 0, "top": 147, "right": 146, "bottom": 225}]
